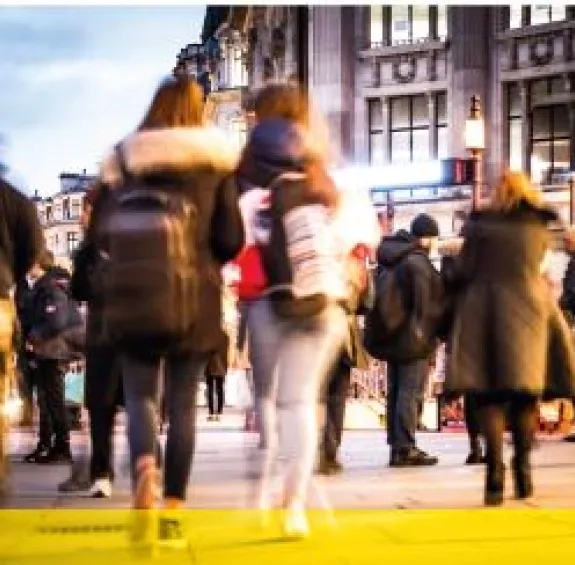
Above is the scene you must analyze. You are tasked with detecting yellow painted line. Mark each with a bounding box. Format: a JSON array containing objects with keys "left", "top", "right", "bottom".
[{"left": 0, "top": 509, "right": 574, "bottom": 564}]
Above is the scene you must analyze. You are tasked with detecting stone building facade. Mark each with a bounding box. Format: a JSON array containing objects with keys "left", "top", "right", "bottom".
[{"left": 33, "top": 171, "right": 94, "bottom": 268}]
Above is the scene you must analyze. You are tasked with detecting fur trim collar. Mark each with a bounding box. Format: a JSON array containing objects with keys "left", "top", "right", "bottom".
[{"left": 100, "top": 127, "right": 240, "bottom": 186}]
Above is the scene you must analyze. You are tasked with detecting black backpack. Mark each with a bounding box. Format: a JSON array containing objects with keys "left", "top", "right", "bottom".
[
  {"left": 362, "top": 261, "right": 408, "bottom": 360},
  {"left": 96, "top": 145, "right": 199, "bottom": 350}
]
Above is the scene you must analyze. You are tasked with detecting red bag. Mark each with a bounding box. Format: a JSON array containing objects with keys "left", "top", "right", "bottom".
[{"left": 235, "top": 246, "right": 268, "bottom": 301}]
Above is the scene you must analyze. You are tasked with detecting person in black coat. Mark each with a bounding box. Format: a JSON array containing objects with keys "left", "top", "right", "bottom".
[
  {"left": 445, "top": 171, "right": 575, "bottom": 506},
  {"left": 87, "top": 76, "right": 244, "bottom": 525},
  {"left": 205, "top": 332, "right": 229, "bottom": 421},
  {"left": 0, "top": 173, "right": 43, "bottom": 491},
  {"left": 377, "top": 214, "right": 445, "bottom": 468},
  {"left": 23, "top": 251, "right": 73, "bottom": 464},
  {"left": 61, "top": 189, "right": 123, "bottom": 497}
]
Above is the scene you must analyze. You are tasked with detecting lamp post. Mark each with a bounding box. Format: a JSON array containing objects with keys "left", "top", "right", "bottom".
[{"left": 464, "top": 95, "right": 485, "bottom": 211}]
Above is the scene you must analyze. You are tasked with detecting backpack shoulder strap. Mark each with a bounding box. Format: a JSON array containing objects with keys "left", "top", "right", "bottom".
[{"left": 268, "top": 172, "right": 307, "bottom": 190}]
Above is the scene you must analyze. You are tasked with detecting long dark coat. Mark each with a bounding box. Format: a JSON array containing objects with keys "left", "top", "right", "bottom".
[
  {"left": 71, "top": 240, "right": 122, "bottom": 410},
  {"left": 444, "top": 201, "right": 575, "bottom": 399}
]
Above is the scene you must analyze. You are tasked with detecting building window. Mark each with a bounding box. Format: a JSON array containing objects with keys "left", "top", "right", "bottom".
[
  {"left": 529, "top": 77, "right": 570, "bottom": 184},
  {"left": 370, "top": 5, "right": 384, "bottom": 47},
  {"left": 66, "top": 232, "right": 79, "bottom": 254},
  {"left": 391, "top": 5, "right": 432, "bottom": 44},
  {"left": 436, "top": 92, "right": 448, "bottom": 159},
  {"left": 390, "top": 94, "right": 429, "bottom": 163},
  {"left": 71, "top": 200, "right": 81, "bottom": 219},
  {"left": 368, "top": 98, "right": 385, "bottom": 165},
  {"left": 437, "top": 5, "right": 447, "bottom": 41},
  {"left": 45, "top": 205, "right": 52, "bottom": 223},
  {"left": 507, "top": 83, "right": 523, "bottom": 171},
  {"left": 509, "top": 5, "right": 566, "bottom": 29}
]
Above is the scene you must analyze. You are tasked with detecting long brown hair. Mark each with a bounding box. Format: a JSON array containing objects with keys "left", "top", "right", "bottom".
[
  {"left": 139, "top": 75, "right": 205, "bottom": 131},
  {"left": 254, "top": 83, "right": 309, "bottom": 126}
]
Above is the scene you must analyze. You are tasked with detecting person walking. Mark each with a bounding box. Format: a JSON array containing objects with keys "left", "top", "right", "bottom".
[
  {"left": 236, "top": 84, "right": 349, "bottom": 538},
  {"left": 317, "top": 244, "right": 372, "bottom": 475},
  {"left": 206, "top": 332, "right": 229, "bottom": 422},
  {"left": 0, "top": 171, "right": 44, "bottom": 491},
  {"left": 445, "top": 170, "right": 575, "bottom": 506},
  {"left": 59, "top": 189, "right": 124, "bottom": 498},
  {"left": 85, "top": 75, "right": 244, "bottom": 549},
  {"left": 375, "top": 214, "right": 445, "bottom": 467}
]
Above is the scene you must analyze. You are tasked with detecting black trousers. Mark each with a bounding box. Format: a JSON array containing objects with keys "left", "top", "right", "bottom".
[
  {"left": 206, "top": 376, "right": 225, "bottom": 415},
  {"left": 475, "top": 393, "right": 538, "bottom": 469},
  {"left": 31, "top": 358, "right": 69, "bottom": 447},
  {"left": 89, "top": 406, "right": 116, "bottom": 482},
  {"left": 464, "top": 393, "right": 482, "bottom": 449},
  {"left": 321, "top": 362, "right": 352, "bottom": 462}
]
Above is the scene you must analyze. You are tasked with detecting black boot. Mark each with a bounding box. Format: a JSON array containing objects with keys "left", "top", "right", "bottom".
[
  {"left": 23, "top": 442, "right": 51, "bottom": 463},
  {"left": 36, "top": 442, "right": 73, "bottom": 465},
  {"left": 465, "top": 435, "right": 485, "bottom": 465},
  {"left": 512, "top": 456, "right": 533, "bottom": 500},
  {"left": 484, "top": 464, "right": 505, "bottom": 506}
]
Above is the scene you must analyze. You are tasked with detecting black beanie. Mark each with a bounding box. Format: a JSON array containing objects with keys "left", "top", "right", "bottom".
[{"left": 411, "top": 213, "right": 439, "bottom": 238}]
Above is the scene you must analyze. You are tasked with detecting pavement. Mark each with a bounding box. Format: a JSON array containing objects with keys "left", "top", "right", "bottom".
[{"left": 1, "top": 407, "right": 575, "bottom": 564}]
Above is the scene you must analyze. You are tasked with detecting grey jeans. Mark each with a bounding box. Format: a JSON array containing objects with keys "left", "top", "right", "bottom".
[
  {"left": 121, "top": 352, "right": 206, "bottom": 501},
  {"left": 248, "top": 298, "right": 348, "bottom": 504}
]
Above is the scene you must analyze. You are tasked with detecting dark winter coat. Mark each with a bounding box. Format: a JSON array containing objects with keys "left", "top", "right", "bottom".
[
  {"left": 71, "top": 240, "right": 122, "bottom": 409},
  {"left": 375, "top": 230, "right": 445, "bottom": 363},
  {"left": 87, "top": 127, "right": 245, "bottom": 357},
  {"left": 27, "top": 266, "right": 84, "bottom": 361},
  {"left": 206, "top": 332, "right": 229, "bottom": 378},
  {"left": 444, "top": 201, "right": 575, "bottom": 399},
  {"left": 0, "top": 178, "right": 44, "bottom": 298}
]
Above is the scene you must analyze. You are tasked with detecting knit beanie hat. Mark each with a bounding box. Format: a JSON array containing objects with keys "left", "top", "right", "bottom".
[{"left": 411, "top": 213, "right": 439, "bottom": 238}]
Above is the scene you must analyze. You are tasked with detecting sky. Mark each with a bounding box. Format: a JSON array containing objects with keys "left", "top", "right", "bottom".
[{"left": 0, "top": 5, "right": 205, "bottom": 195}]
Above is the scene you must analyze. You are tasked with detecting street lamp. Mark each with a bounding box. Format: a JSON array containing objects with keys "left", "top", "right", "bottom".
[{"left": 464, "top": 95, "right": 485, "bottom": 211}]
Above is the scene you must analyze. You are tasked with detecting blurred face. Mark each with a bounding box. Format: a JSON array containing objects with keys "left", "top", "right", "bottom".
[{"left": 28, "top": 263, "right": 44, "bottom": 282}]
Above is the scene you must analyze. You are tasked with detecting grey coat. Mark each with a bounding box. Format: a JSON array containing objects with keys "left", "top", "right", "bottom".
[{"left": 444, "top": 201, "right": 575, "bottom": 399}]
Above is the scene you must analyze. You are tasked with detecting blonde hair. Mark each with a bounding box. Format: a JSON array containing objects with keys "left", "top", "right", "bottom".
[{"left": 490, "top": 170, "right": 543, "bottom": 212}]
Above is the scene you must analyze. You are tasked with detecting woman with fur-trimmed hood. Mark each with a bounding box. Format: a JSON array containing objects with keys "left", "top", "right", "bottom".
[{"left": 84, "top": 76, "right": 244, "bottom": 544}]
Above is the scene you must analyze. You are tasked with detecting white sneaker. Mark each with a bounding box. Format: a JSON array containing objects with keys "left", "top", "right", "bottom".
[
  {"left": 282, "top": 501, "right": 309, "bottom": 540},
  {"left": 90, "top": 478, "right": 112, "bottom": 499}
]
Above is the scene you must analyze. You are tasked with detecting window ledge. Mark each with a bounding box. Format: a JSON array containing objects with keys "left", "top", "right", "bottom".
[
  {"left": 358, "top": 39, "right": 449, "bottom": 60},
  {"left": 497, "top": 20, "right": 575, "bottom": 41}
]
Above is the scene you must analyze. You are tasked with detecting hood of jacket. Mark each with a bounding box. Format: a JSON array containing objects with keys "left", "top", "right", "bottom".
[
  {"left": 99, "top": 127, "right": 240, "bottom": 187},
  {"left": 377, "top": 230, "right": 420, "bottom": 267},
  {"left": 236, "top": 119, "right": 318, "bottom": 191},
  {"left": 37, "top": 266, "right": 71, "bottom": 292}
]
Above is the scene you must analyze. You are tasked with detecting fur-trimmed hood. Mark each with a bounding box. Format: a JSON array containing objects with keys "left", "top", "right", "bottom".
[{"left": 99, "top": 127, "right": 240, "bottom": 186}]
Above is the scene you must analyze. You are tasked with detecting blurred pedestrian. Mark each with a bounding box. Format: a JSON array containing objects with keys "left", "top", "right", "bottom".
[
  {"left": 86, "top": 75, "right": 244, "bottom": 549},
  {"left": 317, "top": 244, "right": 373, "bottom": 475},
  {"left": 23, "top": 251, "right": 81, "bottom": 464},
  {"left": 206, "top": 332, "right": 229, "bottom": 422},
  {"left": 236, "top": 84, "right": 348, "bottom": 538},
  {"left": 0, "top": 171, "right": 43, "bottom": 494},
  {"left": 62, "top": 188, "right": 123, "bottom": 497},
  {"left": 445, "top": 170, "right": 575, "bottom": 506}
]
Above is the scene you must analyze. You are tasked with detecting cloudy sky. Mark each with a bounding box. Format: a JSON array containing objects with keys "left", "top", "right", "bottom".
[{"left": 0, "top": 5, "right": 205, "bottom": 195}]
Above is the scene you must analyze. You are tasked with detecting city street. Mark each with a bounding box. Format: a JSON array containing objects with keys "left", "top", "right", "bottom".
[{"left": 1, "top": 407, "right": 575, "bottom": 563}]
